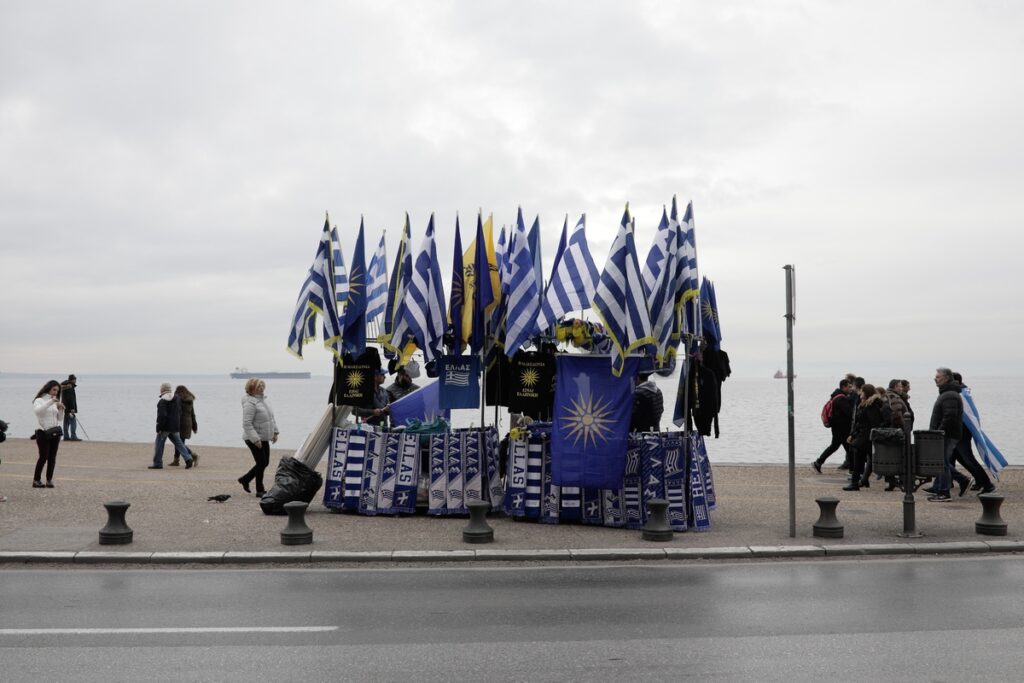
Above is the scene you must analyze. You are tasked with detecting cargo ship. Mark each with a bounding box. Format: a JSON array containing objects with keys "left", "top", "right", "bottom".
[{"left": 230, "top": 367, "right": 311, "bottom": 380}]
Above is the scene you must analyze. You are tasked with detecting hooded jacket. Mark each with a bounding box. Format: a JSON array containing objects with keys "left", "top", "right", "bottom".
[
  {"left": 156, "top": 392, "right": 181, "bottom": 433},
  {"left": 850, "top": 393, "right": 886, "bottom": 450}
]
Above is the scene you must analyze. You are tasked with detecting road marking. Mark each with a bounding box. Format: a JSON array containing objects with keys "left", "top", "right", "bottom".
[{"left": 0, "top": 626, "right": 338, "bottom": 635}]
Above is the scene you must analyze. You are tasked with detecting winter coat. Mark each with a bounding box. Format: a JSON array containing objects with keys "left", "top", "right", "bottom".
[
  {"left": 631, "top": 381, "right": 664, "bottom": 432},
  {"left": 830, "top": 391, "right": 855, "bottom": 438},
  {"left": 177, "top": 390, "right": 198, "bottom": 439},
  {"left": 33, "top": 396, "right": 65, "bottom": 430},
  {"left": 155, "top": 393, "right": 181, "bottom": 433},
  {"left": 929, "top": 381, "right": 963, "bottom": 439},
  {"left": 60, "top": 383, "right": 78, "bottom": 412},
  {"left": 885, "top": 389, "right": 910, "bottom": 428},
  {"left": 241, "top": 394, "right": 278, "bottom": 443},
  {"left": 850, "top": 393, "right": 886, "bottom": 451}
]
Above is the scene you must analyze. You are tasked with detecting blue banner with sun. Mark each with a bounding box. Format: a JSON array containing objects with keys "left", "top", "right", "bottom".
[{"left": 551, "top": 354, "right": 638, "bottom": 489}]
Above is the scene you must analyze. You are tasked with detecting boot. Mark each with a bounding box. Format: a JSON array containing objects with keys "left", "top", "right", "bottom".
[{"left": 169, "top": 452, "right": 180, "bottom": 466}]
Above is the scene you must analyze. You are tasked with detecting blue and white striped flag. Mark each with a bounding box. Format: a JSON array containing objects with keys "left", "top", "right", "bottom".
[
  {"left": 287, "top": 214, "right": 344, "bottom": 359},
  {"left": 391, "top": 214, "right": 447, "bottom": 363},
  {"left": 961, "top": 386, "right": 1008, "bottom": 478},
  {"left": 504, "top": 212, "right": 540, "bottom": 356},
  {"left": 331, "top": 225, "right": 348, "bottom": 331},
  {"left": 674, "top": 198, "right": 700, "bottom": 341},
  {"left": 646, "top": 206, "right": 679, "bottom": 364},
  {"left": 365, "top": 232, "right": 388, "bottom": 323},
  {"left": 592, "top": 205, "right": 657, "bottom": 376},
  {"left": 528, "top": 214, "right": 544, "bottom": 307},
  {"left": 536, "top": 214, "right": 600, "bottom": 332},
  {"left": 381, "top": 214, "right": 413, "bottom": 356}
]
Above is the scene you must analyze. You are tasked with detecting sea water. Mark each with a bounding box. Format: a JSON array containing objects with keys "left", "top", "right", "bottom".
[{"left": 0, "top": 373, "right": 1016, "bottom": 466}]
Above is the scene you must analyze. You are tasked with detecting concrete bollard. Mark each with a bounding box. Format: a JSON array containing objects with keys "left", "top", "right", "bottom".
[
  {"left": 280, "top": 501, "right": 313, "bottom": 545},
  {"left": 642, "top": 499, "right": 673, "bottom": 542},
  {"left": 975, "top": 493, "right": 1007, "bottom": 536},
  {"left": 99, "top": 501, "right": 134, "bottom": 545},
  {"left": 463, "top": 500, "right": 495, "bottom": 544},
  {"left": 812, "top": 496, "right": 844, "bottom": 539}
]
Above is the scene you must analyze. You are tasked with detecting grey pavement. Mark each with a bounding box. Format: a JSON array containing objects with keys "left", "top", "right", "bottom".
[{"left": 0, "top": 437, "right": 1020, "bottom": 565}]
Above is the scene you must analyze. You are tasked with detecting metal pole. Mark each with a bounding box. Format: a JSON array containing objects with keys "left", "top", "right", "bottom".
[
  {"left": 898, "top": 413, "right": 922, "bottom": 537},
  {"left": 784, "top": 265, "right": 796, "bottom": 538}
]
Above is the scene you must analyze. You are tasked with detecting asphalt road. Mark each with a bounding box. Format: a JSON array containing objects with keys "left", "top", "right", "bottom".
[{"left": 3, "top": 557, "right": 1024, "bottom": 681}]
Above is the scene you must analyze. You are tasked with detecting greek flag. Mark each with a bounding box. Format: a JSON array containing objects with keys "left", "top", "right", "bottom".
[
  {"left": 528, "top": 214, "right": 544, "bottom": 307},
  {"left": 592, "top": 205, "right": 657, "bottom": 376},
  {"left": 645, "top": 207, "right": 679, "bottom": 364},
  {"left": 392, "top": 214, "right": 447, "bottom": 363},
  {"left": 365, "top": 232, "right": 388, "bottom": 323},
  {"left": 287, "top": 214, "right": 343, "bottom": 359},
  {"left": 961, "top": 386, "right": 1008, "bottom": 478},
  {"left": 448, "top": 216, "right": 465, "bottom": 355},
  {"left": 504, "top": 213, "right": 540, "bottom": 356},
  {"left": 331, "top": 225, "right": 348, "bottom": 326},
  {"left": 674, "top": 198, "right": 700, "bottom": 341},
  {"left": 536, "top": 214, "right": 600, "bottom": 332},
  {"left": 381, "top": 214, "right": 413, "bottom": 356},
  {"left": 342, "top": 219, "right": 368, "bottom": 355}
]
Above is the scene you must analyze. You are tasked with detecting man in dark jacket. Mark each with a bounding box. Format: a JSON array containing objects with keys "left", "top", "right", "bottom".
[
  {"left": 149, "top": 382, "right": 195, "bottom": 470},
  {"left": 926, "top": 367, "right": 964, "bottom": 502},
  {"left": 813, "top": 378, "right": 855, "bottom": 473},
  {"left": 60, "top": 374, "right": 80, "bottom": 441},
  {"left": 631, "top": 373, "right": 664, "bottom": 432}
]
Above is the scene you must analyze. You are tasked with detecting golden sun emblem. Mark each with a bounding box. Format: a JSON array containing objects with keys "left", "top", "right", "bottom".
[
  {"left": 520, "top": 368, "right": 540, "bottom": 388},
  {"left": 701, "top": 300, "right": 718, "bottom": 323},
  {"left": 348, "top": 265, "right": 364, "bottom": 295},
  {"left": 346, "top": 372, "right": 364, "bottom": 389},
  {"left": 562, "top": 392, "right": 615, "bottom": 448}
]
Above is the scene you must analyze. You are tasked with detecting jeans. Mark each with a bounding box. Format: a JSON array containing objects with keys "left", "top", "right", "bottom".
[
  {"left": 932, "top": 436, "right": 963, "bottom": 494},
  {"left": 153, "top": 432, "right": 192, "bottom": 467},
  {"left": 63, "top": 413, "right": 78, "bottom": 440}
]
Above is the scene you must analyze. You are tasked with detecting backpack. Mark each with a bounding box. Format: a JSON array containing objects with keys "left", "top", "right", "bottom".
[{"left": 821, "top": 395, "right": 840, "bottom": 428}]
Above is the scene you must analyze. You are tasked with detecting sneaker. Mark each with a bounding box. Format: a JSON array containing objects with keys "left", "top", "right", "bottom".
[
  {"left": 927, "top": 493, "right": 952, "bottom": 502},
  {"left": 32, "top": 481, "right": 45, "bottom": 488},
  {"left": 811, "top": 460, "right": 822, "bottom": 474}
]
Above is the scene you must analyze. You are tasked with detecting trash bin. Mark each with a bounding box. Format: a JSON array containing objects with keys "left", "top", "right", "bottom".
[
  {"left": 913, "top": 429, "right": 946, "bottom": 477},
  {"left": 871, "top": 428, "right": 905, "bottom": 476}
]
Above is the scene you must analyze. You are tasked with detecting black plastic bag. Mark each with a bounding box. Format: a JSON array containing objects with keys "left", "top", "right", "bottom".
[{"left": 259, "top": 456, "right": 323, "bottom": 516}]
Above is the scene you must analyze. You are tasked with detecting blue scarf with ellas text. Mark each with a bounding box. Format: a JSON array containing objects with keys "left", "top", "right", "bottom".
[{"left": 551, "top": 355, "right": 638, "bottom": 489}]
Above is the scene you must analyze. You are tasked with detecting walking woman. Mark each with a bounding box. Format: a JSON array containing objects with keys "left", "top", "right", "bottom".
[
  {"left": 843, "top": 383, "right": 886, "bottom": 491},
  {"left": 32, "top": 380, "right": 65, "bottom": 488},
  {"left": 238, "top": 378, "right": 279, "bottom": 497},
  {"left": 170, "top": 385, "right": 198, "bottom": 467}
]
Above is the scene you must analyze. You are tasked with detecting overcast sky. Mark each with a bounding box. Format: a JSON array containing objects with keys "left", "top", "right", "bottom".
[{"left": 2, "top": 1, "right": 1022, "bottom": 380}]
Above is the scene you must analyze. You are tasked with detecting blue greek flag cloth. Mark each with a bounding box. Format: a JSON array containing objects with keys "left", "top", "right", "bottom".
[
  {"left": 962, "top": 386, "right": 1008, "bottom": 478},
  {"left": 541, "top": 453, "right": 560, "bottom": 525},
  {"left": 391, "top": 214, "right": 447, "bottom": 363},
  {"left": 645, "top": 207, "right": 680, "bottom": 365},
  {"left": 428, "top": 433, "right": 447, "bottom": 516},
  {"left": 525, "top": 438, "right": 543, "bottom": 519},
  {"left": 463, "top": 430, "right": 484, "bottom": 506},
  {"left": 663, "top": 433, "right": 689, "bottom": 531},
  {"left": 365, "top": 232, "right": 388, "bottom": 323},
  {"left": 622, "top": 441, "right": 643, "bottom": 529},
  {"left": 593, "top": 206, "right": 657, "bottom": 376},
  {"left": 359, "top": 433, "right": 383, "bottom": 516},
  {"left": 504, "top": 437, "right": 529, "bottom": 517},
  {"left": 536, "top": 214, "right": 600, "bottom": 333},
  {"left": 437, "top": 355, "right": 480, "bottom": 409},
  {"left": 287, "top": 215, "right": 344, "bottom": 359},
  {"left": 689, "top": 444, "right": 711, "bottom": 531},
  {"left": 341, "top": 220, "right": 368, "bottom": 355},
  {"left": 342, "top": 429, "right": 367, "bottom": 510},
  {"left": 504, "top": 214, "right": 541, "bottom": 356},
  {"left": 551, "top": 354, "right": 638, "bottom": 489},
  {"left": 390, "top": 381, "right": 450, "bottom": 426},
  {"left": 323, "top": 428, "right": 349, "bottom": 509},
  {"left": 445, "top": 431, "right": 465, "bottom": 514},
  {"left": 485, "top": 427, "right": 503, "bottom": 508},
  {"left": 559, "top": 485, "right": 581, "bottom": 523},
  {"left": 601, "top": 489, "right": 624, "bottom": 528}
]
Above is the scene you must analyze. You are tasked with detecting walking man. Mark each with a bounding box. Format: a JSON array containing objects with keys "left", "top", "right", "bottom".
[
  {"left": 926, "top": 367, "right": 963, "bottom": 502},
  {"left": 813, "top": 378, "right": 855, "bottom": 472},
  {"left": 149, "top": 383, "right": 196, "bottom": 470}
]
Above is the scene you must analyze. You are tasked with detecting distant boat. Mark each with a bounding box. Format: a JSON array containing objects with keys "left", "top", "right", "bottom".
[
  {"left": 773, "top": 369, "right": 795, "bottom": 379},
  {"left": 230, "top": 367, "right": 311, "bottom": 380}
]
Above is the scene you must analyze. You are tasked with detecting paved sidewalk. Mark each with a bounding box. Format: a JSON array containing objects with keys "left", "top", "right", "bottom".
[{"left": 0, "top": 438, "right": 1019, "bottom": 565}]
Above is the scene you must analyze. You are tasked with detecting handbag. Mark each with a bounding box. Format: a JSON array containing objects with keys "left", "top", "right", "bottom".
[{"left": 43, "top": 426, "right": 63, "bottom": 439}]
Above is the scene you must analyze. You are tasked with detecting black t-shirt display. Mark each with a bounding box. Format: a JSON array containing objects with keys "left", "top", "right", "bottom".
[{"left": 508, "top": 350, "right": 556, "bottom": 420}]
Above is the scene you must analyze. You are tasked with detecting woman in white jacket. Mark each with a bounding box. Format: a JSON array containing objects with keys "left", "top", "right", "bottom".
[
  {"left": 32, "top": 380, "right": 65, "bottom": 488},
  {"left": 238, "top": 378, "right": 279, "bottom": 497}
]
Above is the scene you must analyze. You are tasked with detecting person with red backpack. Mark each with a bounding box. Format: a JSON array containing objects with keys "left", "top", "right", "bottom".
[{"left": 812, "top": 378, "right": 855, "bottom": 473}]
